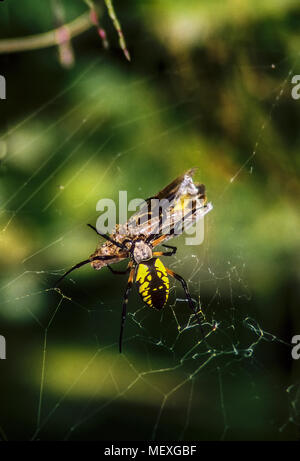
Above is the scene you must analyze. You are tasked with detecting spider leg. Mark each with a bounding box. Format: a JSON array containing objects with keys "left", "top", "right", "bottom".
[
  {"left": 162, "top": 244, "right": 177, "bottom": 253},
  {"left": 119, "top": 267, "right": 135, "bottom": 353},
  {"left": 87, "top": 224, "right": 124, "bottom": 250},
  {"left": 165, "top": 267, "right": 205, "bottom": 340},
  {"left": 153, "top": 244, "right": 177, "bottom": 257},
  {"left": 146, "top": 233, "right": 161, "bottom": 244},
  {"left": 55, "top": 255, "right": 118, "bottom": 286},
  {"left": 148, "top": 234, "right": 168, "bottom": 246}
]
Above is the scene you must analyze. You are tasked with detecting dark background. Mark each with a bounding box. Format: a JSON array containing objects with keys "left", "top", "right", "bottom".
[{"left": 0, "top": 0, "right": 299, "bottom": 441}]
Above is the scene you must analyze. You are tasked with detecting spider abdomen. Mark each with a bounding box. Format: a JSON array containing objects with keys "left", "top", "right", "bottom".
[{"left": 136, "top": 258, "right": 169, "bottom": 310}]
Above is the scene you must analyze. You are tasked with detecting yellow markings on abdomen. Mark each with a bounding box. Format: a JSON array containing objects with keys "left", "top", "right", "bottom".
[{"left": 136, "top": 258, "right": 169, "bottom": 310}]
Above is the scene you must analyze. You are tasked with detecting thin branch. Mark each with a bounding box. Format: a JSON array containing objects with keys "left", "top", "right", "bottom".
[
  {"left": 85, "top": 0, "right": 109, "bottom": 49},
  {"left": 0, "top": 11, "right": 93, "bottom": 54},
  {"left": 104, "top": 0, "right": 130, "bottom": 61}
]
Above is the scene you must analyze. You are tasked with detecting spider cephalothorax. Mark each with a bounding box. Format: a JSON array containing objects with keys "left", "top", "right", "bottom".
[
  {"left": 56, "top": 168, "right": 212, "bottom": 352},
  {"left": 131, "top": 239, "right": 153, "bottom": 263}
]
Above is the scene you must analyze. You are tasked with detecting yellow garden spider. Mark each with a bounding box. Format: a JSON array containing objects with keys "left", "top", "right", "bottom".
[{"left": 56, "top": 169, "right": 212, "bottom": 352}]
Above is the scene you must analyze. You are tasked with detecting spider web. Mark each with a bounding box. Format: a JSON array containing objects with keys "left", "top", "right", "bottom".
[{"left": 0, "top": 15, "right": 300, "bottom": 441}]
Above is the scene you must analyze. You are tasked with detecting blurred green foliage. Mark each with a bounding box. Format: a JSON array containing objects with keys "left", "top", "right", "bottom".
[{"left": 0, "top": 0, "right": 299, "bottom": 441}]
